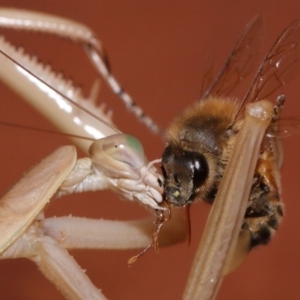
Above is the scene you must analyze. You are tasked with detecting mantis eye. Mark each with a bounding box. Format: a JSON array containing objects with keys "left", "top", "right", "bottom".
[
  {"left": 102, "top": 134, "right": 145, "bottom": 168},
  {"left": 89, "top": 134, "right": 146, "bottom": 178}
]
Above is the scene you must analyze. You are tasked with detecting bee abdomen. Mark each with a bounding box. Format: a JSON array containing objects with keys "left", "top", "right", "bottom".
[
  {"left": 243, "top": 199, "right": 283, "bottom": 249},
  {"left": 250, "top": 224, "right": 272, "bottom": 247},
  {"left": 242, "top": 209, "right": 281, "bottom": 250},
  {"left": 243, "top": 222, "right": 273, "bottom": 249}
]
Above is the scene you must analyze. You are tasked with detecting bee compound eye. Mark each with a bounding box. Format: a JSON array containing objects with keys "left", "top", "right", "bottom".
[{"left": 191, "top": 152, "right": 209, "bottom": 188}]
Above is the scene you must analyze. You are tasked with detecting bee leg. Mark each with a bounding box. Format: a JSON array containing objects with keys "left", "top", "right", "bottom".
[{"left": 273, "top": 94, "right": 285, "bottom": 122}]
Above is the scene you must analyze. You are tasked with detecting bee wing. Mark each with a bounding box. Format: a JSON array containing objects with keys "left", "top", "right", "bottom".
[
  {"left": 202, "top": 15, "right": 263, "bottom": 99},
  {"left": 236, "top": 18, "right": 300, "bottom": 117},
  {"left": 199, "top": 52, "right": 216, "bottom": 98},
  {"left": 269, "top": 117, "right": 300, "bottom": 137}
]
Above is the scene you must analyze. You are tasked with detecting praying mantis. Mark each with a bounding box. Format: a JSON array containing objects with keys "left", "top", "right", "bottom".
[
  {"left": 0, "top": 7, "right": 189, "bottom": 300},
  {"left": 1, "top": 2, "right": 300, "bottom": 300}
]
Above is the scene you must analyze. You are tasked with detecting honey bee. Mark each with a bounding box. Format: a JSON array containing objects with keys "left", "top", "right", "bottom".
[{"left": 161, "top": 15, "right": 300, "bottom": 251}]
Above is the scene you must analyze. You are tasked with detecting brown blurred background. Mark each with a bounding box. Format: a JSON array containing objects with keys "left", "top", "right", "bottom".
[{"left": 0, "top": 0, "right": 300, "bottom": 299}]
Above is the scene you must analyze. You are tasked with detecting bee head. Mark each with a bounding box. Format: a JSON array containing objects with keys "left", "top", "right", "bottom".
[{"left": 161, "top": 144, "right": 209, "bottom": 206}]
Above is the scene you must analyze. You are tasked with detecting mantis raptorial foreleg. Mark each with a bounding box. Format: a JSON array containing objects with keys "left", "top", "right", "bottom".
[
  {"left": 184, "top": 100, "right": 273, "bottom": 300},
  {"left": 0, "top": 7, "right": 160, "bottom": 154}
]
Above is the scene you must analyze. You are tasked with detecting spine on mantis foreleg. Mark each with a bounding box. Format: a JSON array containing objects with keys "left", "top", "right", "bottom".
[
  {"left": 0, "top": 35, "right": 116, "bottom": 153},
  {"left": 0, "top": 8, "right": 161, "bottom": 134}
]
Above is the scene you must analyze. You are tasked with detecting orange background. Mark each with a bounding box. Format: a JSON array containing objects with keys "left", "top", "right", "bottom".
[{"left": 0, "top": 1, "right": 300, "bottom": 299}]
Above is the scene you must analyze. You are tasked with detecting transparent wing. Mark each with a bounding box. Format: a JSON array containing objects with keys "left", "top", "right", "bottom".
[
  {"left": 199, "top": 52, "right": 215, "bottom": 98},
  {"left": 202, "top": 15, "right": 263, "bottom": 99},
  {"left": 237, "top": 19, "right": 300, "bottom": 116},
  {"left": 269, "top": 117, "right": 300, "bottom": 138}
]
